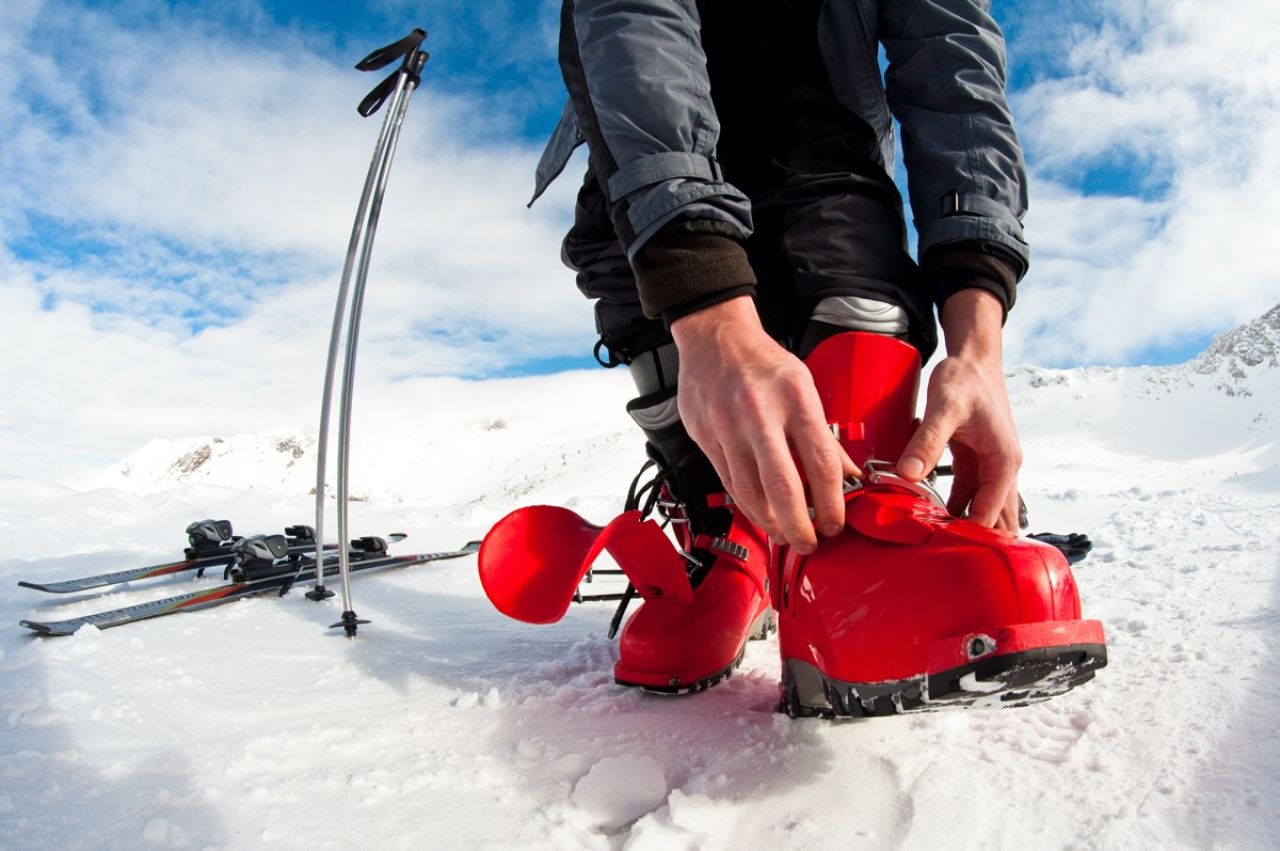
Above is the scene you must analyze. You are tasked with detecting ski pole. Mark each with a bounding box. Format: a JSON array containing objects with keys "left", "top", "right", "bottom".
[{"left": 310, "top": 29, "right": 429, "bottom": 638}]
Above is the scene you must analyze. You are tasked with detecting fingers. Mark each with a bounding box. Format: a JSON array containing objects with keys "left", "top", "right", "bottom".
[
  {"left": 699, "top": 428, "right": 792, "bottom": 548},
  {"left": 792, "top": 424, "right": 847, "bottom": 541},
  {"left": 946, "top": 476, "right": 974, "bottom": 519},
  {"left": 942, "top": 441, "right": 1021, "bottom": 529},
  {"left": 966, "top": 453, "right": 1019, "bottom": 528},
  {"left": 898, "top": 402, "right": 960, "bottom": 482},
  {"left": 725, "top": 423, "right": 828, "bottom": 553},
  {"left": 695, "top": 408, "right": 842, "bottom": 554},
  {"left": 997, "top": 489, "right": 1022, "bottom": 533},
  {"left": 946, "top": 470, "right": 1018, "bottom": 529},
  {"left": 699, "top": 438, "right": 756, "bottom": 526},
  {"left": 757, "top": 437, "right": 820, "bottom": 553},
  {"left": 670, "top": 299, "right": 829, "bottom": 551},
  {"left": 665, "top": 313, "right": 854, "bottom": 552},
  {"left": 722, "top": 443, "right": 782, "bottom": 543}
]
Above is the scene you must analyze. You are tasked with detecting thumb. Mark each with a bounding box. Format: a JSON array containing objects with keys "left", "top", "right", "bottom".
[{"left": 898, "top": 407, "right": 957, "bottom": 482}]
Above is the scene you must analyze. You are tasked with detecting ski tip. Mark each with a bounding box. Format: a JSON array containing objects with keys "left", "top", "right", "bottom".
[
  {"left": 17, "top": 581, "right": 47, "bottom": 591},
  {"left": 387, "top": 532, "right": 408, "bottom": 543},
  {"left": 462, "top": 540, "right": 481, "bottom": 553}
]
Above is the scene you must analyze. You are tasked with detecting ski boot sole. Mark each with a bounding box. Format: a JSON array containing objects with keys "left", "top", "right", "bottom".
[
  {"left": 780, "top": 640, "right": 1108, "bottom": 718},
  {"left": 615, "top": 609, "right": 776, "bottom": 695}
]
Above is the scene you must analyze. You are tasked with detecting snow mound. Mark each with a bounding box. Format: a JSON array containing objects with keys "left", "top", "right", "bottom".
[
  {"left": 572, "top": 756, "right": 669, "bottom": 831},
  {"left": 111, "top": 432, "right": 313, "bottom": 494},
  {"left": 97, "top": 370, "right": 639, "bottom": 513}
]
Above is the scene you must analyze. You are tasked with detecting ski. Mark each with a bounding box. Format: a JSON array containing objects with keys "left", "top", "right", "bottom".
[
  {"left": 19, "top": 539, "right": 480, "bottom": 636},
  {"left": 16, "top": 520, "right": 403, "bottom": 595}
]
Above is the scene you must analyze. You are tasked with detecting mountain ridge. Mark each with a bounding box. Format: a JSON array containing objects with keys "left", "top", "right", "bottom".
[{"left": 101, "top": 305, "right": 1280, "bottom": 496}]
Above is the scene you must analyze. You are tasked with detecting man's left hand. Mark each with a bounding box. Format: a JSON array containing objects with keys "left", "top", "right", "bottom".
[{"left": 896, "top": 289, "right": 1022, "bottom": 531}]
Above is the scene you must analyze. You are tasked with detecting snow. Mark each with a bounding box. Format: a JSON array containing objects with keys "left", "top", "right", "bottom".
[
  {"left": 572, "top": 756, "right": 669, "bottom": 830},
  {"left": 2, "top": 310, "right": 1279, "bottom": 849}
]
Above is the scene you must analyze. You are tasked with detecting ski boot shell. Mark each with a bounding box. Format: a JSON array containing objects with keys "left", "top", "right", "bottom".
[
  {"left": 775, "top": 331, "right": 1107, "bottom": 717},
  {"left": 479, "top": 507, "right": 691, "bottom": 625},
  {"left": 478, "top": 504, "right": 774, "bottom": 693},
  {"left": 613, "top": 509, "right": 773, "bottom": 693}
]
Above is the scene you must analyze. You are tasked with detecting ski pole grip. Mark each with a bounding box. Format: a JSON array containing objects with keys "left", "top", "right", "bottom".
[
  {"left": 357, "top": 73, "right": 398, "bottom": 117},
  {"left": 356, "top": 36, "right": 429, "bottom": 117},
  {"left": 356, "top": 28, "right": 426, "bottom": 72}
]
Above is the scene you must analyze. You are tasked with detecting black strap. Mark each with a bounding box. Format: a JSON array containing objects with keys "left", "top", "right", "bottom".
[
  {"left": 593, "top": 338, "right": 625, "bottom": 369},
  {"left": 606, "top": 585, "right": 637, "bottom": 640},
  {"left": 1028, "top": 532, "right": 1093, "bottom": 565},
  {"left": 356, "top": 28, "right": 426, "bottom": 72}
]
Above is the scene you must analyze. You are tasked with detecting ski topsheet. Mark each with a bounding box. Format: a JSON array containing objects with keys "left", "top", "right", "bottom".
[
  {"left": 18, "top": 556, "right": 224, "bottom": 595},
  {"left": 20, "top": 541, "right": 480, "bottom": 636},
  {"left": 15, "top": 544, "right": 320, "bottom": 595}
]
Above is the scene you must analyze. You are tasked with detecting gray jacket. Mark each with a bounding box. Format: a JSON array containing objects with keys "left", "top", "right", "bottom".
[{"left": 532, "top": 0, "right": 1029, "bottom": 274}]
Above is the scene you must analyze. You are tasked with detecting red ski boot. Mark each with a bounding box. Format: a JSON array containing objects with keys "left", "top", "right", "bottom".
[
  {"left": 612, "top": 497, "right": 773, "bottom": 692},
  {"left": 609, "top": 391, "right": 775, "bottom": 692},
  {"left": 477, "top": 492, "right": 774, "bottom": 693},
  {"left": 774, "top": 331, "right": 1107, "bottom": 717},
  {"left": 477, "top": 393, "right": 774, "bottom": 694}
]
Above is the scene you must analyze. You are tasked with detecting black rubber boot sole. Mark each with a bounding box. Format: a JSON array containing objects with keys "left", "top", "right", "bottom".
[{"left": 780, "top": 642, "right": 1108, "bottom": 718}]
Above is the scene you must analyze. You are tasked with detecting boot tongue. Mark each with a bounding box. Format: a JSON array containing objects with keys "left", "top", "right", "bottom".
[
  {"left": 845, "top": 491, "right": 942, "bottom": 545},
  {"left": 802, "top": 331, "right": 921, "bottom": 467}
]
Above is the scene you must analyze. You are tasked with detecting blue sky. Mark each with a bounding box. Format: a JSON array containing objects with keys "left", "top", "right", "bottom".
[{"left": 2, "top": 0, "right": 1278, "bottom": 476}]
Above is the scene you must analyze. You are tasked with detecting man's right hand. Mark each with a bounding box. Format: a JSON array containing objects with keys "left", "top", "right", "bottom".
[{"left": 669, "top": 296, "right": 857, "bottom": 554}]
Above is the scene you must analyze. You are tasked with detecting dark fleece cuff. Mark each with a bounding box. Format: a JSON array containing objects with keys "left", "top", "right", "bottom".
[
  {"left": 922, "top": 243, "right": 1021, "bottom": 320},
  {"left": 631, "top": 227, "right": 758, "bottom": 321}
]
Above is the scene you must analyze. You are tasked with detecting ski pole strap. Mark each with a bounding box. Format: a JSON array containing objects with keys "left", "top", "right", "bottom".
[
  {"left": 356, "top": 29, "right": 430, "bottom": 117},
  {"left": 356, "top": 28, "right": 426, "bottom": 72}
]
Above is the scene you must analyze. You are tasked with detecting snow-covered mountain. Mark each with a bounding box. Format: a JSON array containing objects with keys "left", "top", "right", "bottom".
[
  {"left": 1194, "top": 302, "right": 1280, "bottom": 385},
  {"left": 1008, "top": 305, "right": 1278, "bottom": 491},
  {"left": 2, "top": 307, "right": 1278, "bottom": 850},
  {"left": 113, "top": 432, "right": 315, "bottom": 492},
  {"left": 102, "top": 304, "right": 1280, "bottom": 502}
]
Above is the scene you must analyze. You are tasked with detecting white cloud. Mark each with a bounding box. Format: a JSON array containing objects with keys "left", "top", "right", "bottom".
[
  {"left": 1006, "top": 0, "right": 1280, "bottom": 365},
  {"left": 0, "top": 1, "right": 596, "bottom": 480},
  {"left": 10, "top": 0, "right": 1277, "bottom": 480}
]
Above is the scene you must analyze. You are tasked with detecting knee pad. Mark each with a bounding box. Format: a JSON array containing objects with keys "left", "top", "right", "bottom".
[
  {"left": 798, "top": 296, "right": 910, "bottom": 358},
  {"left": 627, "top": 386, "right": 681, "bottom": 432},
  {"left": 809, "top": 295, "right": 908, "bottom": 335}
]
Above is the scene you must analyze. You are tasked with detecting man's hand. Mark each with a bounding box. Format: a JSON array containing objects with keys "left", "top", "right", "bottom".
[
  {"left": 898, "top": 289, "right": 1022, "bottom": 530},
  {"left": 670, "top": 296, "right": 856, "bottom": 554}
]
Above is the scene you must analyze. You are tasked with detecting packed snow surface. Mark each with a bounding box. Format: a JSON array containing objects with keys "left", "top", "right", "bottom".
[{"left": 2, "top": 311, "right": 1279, "bottom": 849}]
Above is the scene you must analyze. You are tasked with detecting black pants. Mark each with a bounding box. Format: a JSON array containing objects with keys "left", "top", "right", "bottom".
[{"left": 562, "top": 1, "right": 938, "bottom": 367}]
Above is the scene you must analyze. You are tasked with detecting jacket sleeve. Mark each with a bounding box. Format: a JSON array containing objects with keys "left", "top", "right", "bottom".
[
  {"left": 878, "top": 0, "right": 1030, "bottom": 278},
  {"left": 558, "top": 0, "right": 754, "bottom": 258}
]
